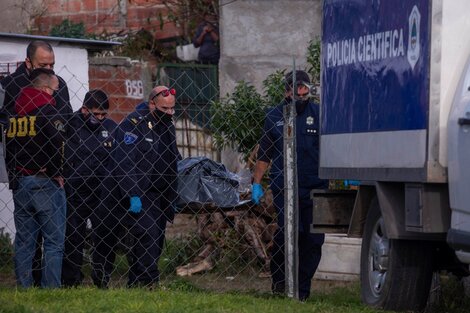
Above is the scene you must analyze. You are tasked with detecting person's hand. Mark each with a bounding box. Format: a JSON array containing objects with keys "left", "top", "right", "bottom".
[
  {"left": 53, "top": 176, "right": 64, "bottom": 188},
  {"left": 129, "top": 196, "right": 142, "bottom": 214},
  {"left": 251, "top": 183, "right": 264, "bottom": 205},
  {"left": 203, "top": 24, "right": 213, "bottom": 33}
]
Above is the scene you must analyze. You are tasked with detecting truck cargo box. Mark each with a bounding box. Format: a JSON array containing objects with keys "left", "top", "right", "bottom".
[{"left": 320, "top": 0, "right": 470, "bottom": 183}]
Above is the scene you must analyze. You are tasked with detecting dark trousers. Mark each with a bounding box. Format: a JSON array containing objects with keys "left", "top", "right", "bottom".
[
  {"left": 92, "top": 209, "right": 124, "bottom": 288},
  {"left": 270, "top": 229, "right": 324, "bottom": 300},
  {"left": 91, "top": 181, "right": 125, "bottom": 288},
  {"left": 126, "top": 191, "right": 167, "bottom": 287},
  {"left": 32, "top": 236, "right": 42, "bottom": 286},
  {"left": 92, "top": 189, "right": 167, "bottom": 288},
  {"left": 62, "top": 183, "right": 100, "bottom": 287},
  {"left": 270, "top": 189, "right": 325, "bottom": 300}
]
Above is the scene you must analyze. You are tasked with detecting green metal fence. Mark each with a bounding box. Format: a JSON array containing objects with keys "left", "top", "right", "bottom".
[{"left": 156, "top": 63, "right": 218, "bottom": 160}]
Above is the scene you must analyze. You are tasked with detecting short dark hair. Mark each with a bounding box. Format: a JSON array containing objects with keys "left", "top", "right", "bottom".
[
  {"left": 284, "top": 70, "right": 311, "bottom": 91},
  {"left": 26, "top": 41, "right": 53, "bottom": 60},
  {"left": 83, "top": 89, "right": 109, "bottom": 110},
  {"left": 29, "top": 68, "right": 56, "bottom": 88}
]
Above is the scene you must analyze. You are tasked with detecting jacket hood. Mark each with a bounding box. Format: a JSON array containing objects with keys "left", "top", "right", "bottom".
[{"left": 15, "top": 87, "right": 56, "bottom": 116}]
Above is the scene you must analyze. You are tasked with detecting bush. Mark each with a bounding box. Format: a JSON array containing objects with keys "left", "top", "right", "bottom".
[
  {"left": 210, "top": 70, "right": 285, "bottom": 162},
  {"left": 210, "top": 38, "right": 321, "bottom": 162},
  {"left": 50, "top": 19, "right": 86, "bottom": 38},
  {"left": 0, "top": 227, "right": 13, "bottom": 270},
  {"left": 211, "top": 82, "right": 265, "bottom": 161}
]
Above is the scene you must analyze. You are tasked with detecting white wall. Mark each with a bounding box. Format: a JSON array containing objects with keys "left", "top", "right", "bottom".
[
  {"left": 0, "top": 185, "right": 14, "bottom": 238},
  {"left": 219, "top": 0, "right": 322, "bottom": 96},
  {"left": 0, "top": 40, "right": 89, "bottom": 111}
]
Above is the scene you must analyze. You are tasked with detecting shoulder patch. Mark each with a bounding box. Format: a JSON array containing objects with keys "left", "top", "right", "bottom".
[
  {"left": 124, "top": 132, "right": 138, "bottom": 145},
  {"left": 54, "top": 120, "right": 65, "bottom": 132}
]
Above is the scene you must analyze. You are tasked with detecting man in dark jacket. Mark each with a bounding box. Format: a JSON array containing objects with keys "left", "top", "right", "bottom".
[
  {"left": 6, "top": 68, "right": 67, "bottom": 288},
  {"left": 251, "top": 70, "right": 328, "bottom": 301},
  {"left": 1, "top": 40, "right": 72, "bottom": 286},
  {"left": 61, "top": 89, "right": 117, "bottom": 287},
  {"left": 92, "top": 85, "right": 180, "bottom": 288},
  {"left": 0, "top": 40, "right": 72, "bottom": 117}
]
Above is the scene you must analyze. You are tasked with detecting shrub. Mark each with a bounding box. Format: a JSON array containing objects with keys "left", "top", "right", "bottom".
[
  {"left": 50, "top": 19, "right": 86, "bottom": 38},
  {"left": 0, "top": 227, "right": 13, "bottom": 270}
]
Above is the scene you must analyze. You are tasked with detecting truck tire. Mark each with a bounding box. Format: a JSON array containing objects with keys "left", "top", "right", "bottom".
[{"left": 360, "top": 198, "right": 433, "bottom": 311}]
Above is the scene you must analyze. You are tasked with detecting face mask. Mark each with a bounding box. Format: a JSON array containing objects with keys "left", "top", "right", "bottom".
[
  {"left": 84, "top": 112, "right": 102, "bottom": 129},
  {"left": 295, "top": 99, "right": 309, "bottom": 114},
  {"left": 154, "top": 108, "right": 173, "bottom": 124}
]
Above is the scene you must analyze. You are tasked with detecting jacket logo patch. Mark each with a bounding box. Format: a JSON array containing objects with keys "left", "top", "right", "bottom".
[
  {"left": 306, "top": 116, "right": 314, "bottom": 125},
  {"left": 124, "top": 132, "right": 138, "bottom": 144},
  {"left": 7, "top": 116, "right": 37, "bottom": 137},
  {"left": 275, "top": 120, "right": 284, "bottom": 127},
  {"left": 101, "top": 130, "right": 109, "bottom": 138},
  {"left": 54, "top": 120, "right": 65, "bottom": 132}
]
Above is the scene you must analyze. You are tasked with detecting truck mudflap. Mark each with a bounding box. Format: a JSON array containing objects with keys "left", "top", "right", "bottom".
[{"left": 447, "top": 229, "right": 470, "bottom": 264}]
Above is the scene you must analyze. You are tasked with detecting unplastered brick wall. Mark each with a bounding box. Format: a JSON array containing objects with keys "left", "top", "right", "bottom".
[
  {"left": 89, "top": 56, "right": 153, "bottom": 123},
  {"left": 33, "top": 0, "right": 182, "bottom": 39}
]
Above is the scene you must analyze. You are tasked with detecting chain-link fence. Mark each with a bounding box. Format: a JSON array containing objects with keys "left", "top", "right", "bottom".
[{"left": 0, "top": 61, "right": 336, "bottom": 297}]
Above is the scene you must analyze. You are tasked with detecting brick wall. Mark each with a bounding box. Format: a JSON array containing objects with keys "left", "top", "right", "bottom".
[
  {"left": 88, "top": 56, "right": 153, "bottom": 123},
  {"left": 34, "top": 0, "right": 182, "bottom": 40}
]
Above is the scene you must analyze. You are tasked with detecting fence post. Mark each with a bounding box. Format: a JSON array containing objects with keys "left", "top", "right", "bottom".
[{"left": 284, "top": 62, "right": 299, "bottom": 299}]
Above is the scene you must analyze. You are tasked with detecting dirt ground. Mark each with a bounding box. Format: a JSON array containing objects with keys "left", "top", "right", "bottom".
[
  {"left": 166, "top": 214, "right": 357, "bottom": 294},
  {"left": 166, "top": 213, "right": 199, "bottom": 239}
]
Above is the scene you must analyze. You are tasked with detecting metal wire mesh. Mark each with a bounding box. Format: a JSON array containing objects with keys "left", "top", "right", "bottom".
[{"left": 0, "top": 62, "right": 325, "bottom": 296}]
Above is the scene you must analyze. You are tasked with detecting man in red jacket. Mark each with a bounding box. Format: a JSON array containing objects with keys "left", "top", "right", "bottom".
[{"left": 6, "top": 68, "right": 67, "bottom": 288}]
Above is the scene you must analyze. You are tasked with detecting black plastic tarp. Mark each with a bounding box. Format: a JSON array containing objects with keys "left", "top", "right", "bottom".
[{"left": 176, "top": 157, "right": 240, "bottom": 208}]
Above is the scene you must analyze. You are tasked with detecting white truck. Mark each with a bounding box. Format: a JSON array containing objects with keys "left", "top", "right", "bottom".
[{"left": 320, "top": 0, "right": 470, "bottom": 311}]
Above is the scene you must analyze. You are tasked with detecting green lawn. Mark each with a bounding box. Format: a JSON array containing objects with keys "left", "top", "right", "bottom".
[
  {"left": 1, "top": 276, "right": 470, "bottom": 313},
  {"left": 0, "top": 283, "right": 385, "bottom": 313}
]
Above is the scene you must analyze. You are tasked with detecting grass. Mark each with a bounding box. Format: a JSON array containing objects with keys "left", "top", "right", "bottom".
[
  {"left": 0, "top": 282, "right": 387, "bottom": 313},
  {"left": 2, "top": 233, "right": 470, "bottom": 312}
]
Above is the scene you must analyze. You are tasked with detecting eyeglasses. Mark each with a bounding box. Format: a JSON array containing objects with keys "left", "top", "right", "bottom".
[{"left": 153, "top": 88, "right": 176, "bottom": 99}]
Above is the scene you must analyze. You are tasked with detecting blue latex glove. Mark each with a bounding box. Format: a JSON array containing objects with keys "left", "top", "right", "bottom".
[
  {"left": 344, "top": 180, "right": 360, "bottom": 187},
  {"left": 251, "top": 183, "right": 264, "bottom": 205},
  {"left": 129, "top": 196, "right": 142, "bottom": 214}
]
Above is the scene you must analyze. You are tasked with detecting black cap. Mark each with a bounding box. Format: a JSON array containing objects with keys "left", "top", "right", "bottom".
[
  {"left": 284, "top": 70, "right": 310, "bottom": 90},
  {"left": 83, "top": 89, "right": 109, "bottom": 110}
]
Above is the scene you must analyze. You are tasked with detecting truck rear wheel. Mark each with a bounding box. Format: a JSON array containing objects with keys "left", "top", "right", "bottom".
[{"left": 360, "top": 198, "right": 433, "bottom": 311}]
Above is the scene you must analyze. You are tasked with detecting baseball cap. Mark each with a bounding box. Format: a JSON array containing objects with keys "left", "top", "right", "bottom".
[{"left": 284, "top": 70, "right": 311, "bottom": 90}]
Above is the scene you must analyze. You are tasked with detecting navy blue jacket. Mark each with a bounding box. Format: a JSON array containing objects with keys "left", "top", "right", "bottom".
[
  {"left": 258, "top": 99, "right": 328, "bottom": 199},
  {"left": 113, "top": 102, "right": 181, "bottom": 221},
  {"left": 64, "top": 112, "right": 117, "bottom": 188},
  {"left": 6, "top": 87, "right": 66, "bottom": 181}
]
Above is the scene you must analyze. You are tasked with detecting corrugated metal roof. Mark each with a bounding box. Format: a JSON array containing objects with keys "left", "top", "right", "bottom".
[{"left": 0, "top": 32, "right": 121, "bottom": 51}]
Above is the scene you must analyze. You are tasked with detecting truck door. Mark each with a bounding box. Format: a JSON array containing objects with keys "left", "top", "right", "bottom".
[{"left": 447, "top": 57, "right": 470, "bottom": 264}]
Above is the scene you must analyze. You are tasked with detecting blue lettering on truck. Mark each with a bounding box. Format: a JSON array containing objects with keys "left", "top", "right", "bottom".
[{"left": 321, "top": 0, "right": 430, "bottom": 135}]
